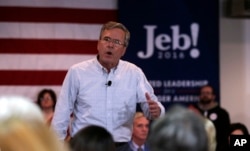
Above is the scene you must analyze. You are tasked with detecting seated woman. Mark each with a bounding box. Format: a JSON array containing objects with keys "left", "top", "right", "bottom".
[
  {"left": 228, "top": 122, "right": 249, "bottom": 147},
  {"left": 36, "top": 89, "right": 57, "bottom": 124},
  {"left": 229, "top": 122, "right": 249, "bottom": 135}
]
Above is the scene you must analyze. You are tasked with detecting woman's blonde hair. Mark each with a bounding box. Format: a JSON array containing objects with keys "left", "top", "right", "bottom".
[
  {"left": 0, "top": 95, "right": 69, "bottom": 151},
  {"left": 204, "top": 118, "right": 217, "bottom": 151},
  {"left": 0, "top": 118, "right": 69, "bottom": 151}
]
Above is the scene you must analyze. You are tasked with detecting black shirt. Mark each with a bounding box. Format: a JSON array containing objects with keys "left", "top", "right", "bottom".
[{"left": 194, "top": 104, "right": 231, "bottom": 151}]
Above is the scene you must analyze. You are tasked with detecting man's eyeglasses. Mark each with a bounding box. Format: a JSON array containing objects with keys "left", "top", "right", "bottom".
[{"left": 101, "top": 37, "right": 125, "bottom": 47}]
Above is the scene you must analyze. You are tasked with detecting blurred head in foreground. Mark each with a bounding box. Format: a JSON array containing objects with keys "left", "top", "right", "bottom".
[
  {"left": 70, "top": 125, "right": 116, "bottom": 151},
  {"left": 0, "top": 95, "right": 69, "bottom": 151},
  {"left": 204, "top": 118, "right": 216, "bottom": 151},
  {"left": 148, "top": 105, "right": 208, "bottom": 151},
  {"left": 0, "top": 95, "right": 44, "bottom": 122}
]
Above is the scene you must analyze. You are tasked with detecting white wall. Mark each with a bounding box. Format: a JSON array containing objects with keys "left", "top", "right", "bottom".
[{"left": 220, "top": 0, "right": 250, "bottom": 130}]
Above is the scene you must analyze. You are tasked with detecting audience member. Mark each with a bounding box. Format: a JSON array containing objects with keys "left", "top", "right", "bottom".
[
  {"left": 128, "top": 112, "right": 150, "bottom": 151},
  {"left": 229, "top": 122, "right": 249, "bottom": 135},
  {"left": 51, "top": 21, "right": 165, "bottom": 150},
  {"left": 189, "top": 105, "right": 217, "bottom": 151},
  {"left": 0, "top": 118, "right": 69, "bottom": 151},
  {"left": 0, "top": 95, "right": 44, "bottom": 122},
  {"left": 115, "top": 112, "right": 150, "bottom": 151},
  {"left": 148, "top": 105, "right": 208, "bottom": 151},
  {"left": 70, "top": 125, "right": 116, "bottom": 151},
  {"left": 0, "top": 95, "right": 69, "bottom": 151},
  {"left": 228, "top": 122, "right": 249, "bottom": 147},
  {"left": 36, "top": 89, "right": 72, "bottom": 141},
  {"left": 36, "top": 88, "right": 57, "bottom": 124},
  {"left": 204, "top": 118, "right": 217, "bottom": 151},
  {"left": 190, "top": 85, "right": 230, "bottom": 151}
]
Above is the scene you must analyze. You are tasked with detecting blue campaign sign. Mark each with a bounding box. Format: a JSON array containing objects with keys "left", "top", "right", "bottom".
[{"left": 118, "top": 0, "right": 219, "bottom": 109}]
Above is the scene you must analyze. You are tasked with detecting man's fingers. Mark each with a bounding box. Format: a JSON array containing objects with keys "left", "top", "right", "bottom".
[
  {"left": 145, "top": 92, "right": 151, "bottom": 101},
  {"left": 148, "top": 101, "right": 158, "bottom": 111},
  {"left": 145, "top": 92, "right": 160, "bottom": 118}
]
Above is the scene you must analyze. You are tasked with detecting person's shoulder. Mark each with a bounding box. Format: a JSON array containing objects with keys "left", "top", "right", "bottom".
[
  {"left": 144, "top": 143, "right": 150, "bottom": 151},
  {"left": 188, "top": 104, "right": 202, "bottom": 114},
  {"left": 120, "top": 60, "right": 142, "bottom": 71},
  {"left": 118, "top": 142, "right": 133, "bottom": 151},
  {"left": 214, "top": 105, "right": 230, "bottom": 115},
  {"left": 120, "top": 60, "right": 138, "bottom": 67}
]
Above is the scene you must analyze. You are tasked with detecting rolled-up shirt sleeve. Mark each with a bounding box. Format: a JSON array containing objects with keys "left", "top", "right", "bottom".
[{"left": 136, "top": 67, "right": 165, "bottom": 119}]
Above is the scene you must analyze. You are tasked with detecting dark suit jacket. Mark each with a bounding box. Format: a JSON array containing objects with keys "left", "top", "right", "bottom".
[{"left": 115, "top": 140, "right": 150, "bottom": 151}]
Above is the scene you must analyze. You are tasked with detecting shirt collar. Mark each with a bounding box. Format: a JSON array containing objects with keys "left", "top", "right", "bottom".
[
  {"left": 95, "top": 55, "right": 119, "bottom": 74},
  {"left": 131, "top": 141, "right": 145, "bottom": 150}
]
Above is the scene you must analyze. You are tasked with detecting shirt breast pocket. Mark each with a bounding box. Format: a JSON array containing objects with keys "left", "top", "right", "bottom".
[{"left": 113, "top": 90, "right": 137, "bottom": 124}]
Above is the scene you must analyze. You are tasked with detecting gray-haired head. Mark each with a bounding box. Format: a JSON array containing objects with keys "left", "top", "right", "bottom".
[
  {"left": 148, "top": 105, "right": 208, "bottom": 151},
  {"left": 0, "top": 95, "right": 44, "bottom": 123}
]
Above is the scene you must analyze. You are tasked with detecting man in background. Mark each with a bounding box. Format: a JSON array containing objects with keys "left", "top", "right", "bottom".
[
  {"left": 119, "top": 111, "right": 150, "bottom": 151},
  {"left": 129, "top": 112, "right": 150, "bottom": 151},
  {"left": 148, "top": 105, "right": 208, "bottom": 151},
  {"left": 192, "top": 85, "right": 230, "bottom": 151}
]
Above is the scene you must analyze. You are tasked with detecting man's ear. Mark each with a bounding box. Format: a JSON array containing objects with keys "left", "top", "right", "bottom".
[{"left": 121, "top": 48, "right": 126, "bottom": 57}]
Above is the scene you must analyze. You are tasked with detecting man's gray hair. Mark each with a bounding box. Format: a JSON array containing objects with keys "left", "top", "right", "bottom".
[{"left": 148, "top": 105, "right": 208, "bottom": 151}]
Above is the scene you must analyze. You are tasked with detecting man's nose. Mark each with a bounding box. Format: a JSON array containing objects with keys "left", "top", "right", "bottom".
[
  {"left": 142, "top": 126, "right": 148, "bottom": 131},
  {"left": 107, "top": 41, "right": 115, "bottom": 47}
]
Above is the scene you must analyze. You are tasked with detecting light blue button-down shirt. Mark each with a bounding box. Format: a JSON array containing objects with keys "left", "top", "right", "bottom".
[{"left": 51, "top": 57, "right": 165, "bottom": 142}]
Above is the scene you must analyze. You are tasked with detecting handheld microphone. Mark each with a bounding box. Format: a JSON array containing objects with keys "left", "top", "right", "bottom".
[{"left": 106, "top": 81, "right": 112, "bottom": 86}]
